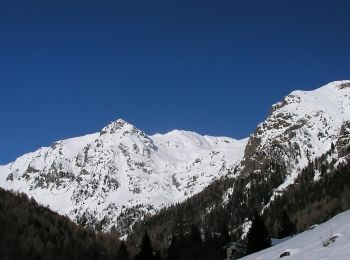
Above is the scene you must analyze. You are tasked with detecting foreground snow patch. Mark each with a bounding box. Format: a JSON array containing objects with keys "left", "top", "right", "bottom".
[{"left": 240, "top": 209, "right": 350, "bottom": 260}]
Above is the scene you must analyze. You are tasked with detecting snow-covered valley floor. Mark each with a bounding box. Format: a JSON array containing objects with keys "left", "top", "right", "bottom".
[{"left": 240, "top": 209, "right": 350, "bottom": 260}]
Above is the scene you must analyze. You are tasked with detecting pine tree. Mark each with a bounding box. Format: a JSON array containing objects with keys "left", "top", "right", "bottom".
[
  {"left": 246, "top": 212, "right": 271, "bottom": 254},
  {"left": 135, "top": 230, "right": 154, "bottom": 260},
  {"left": 167, "top": 220, "right": 186, "bottom": 260},
  {"left": 277, "top": 211, "right": 296, "bottom": 238},
  {"left": 218, "top": 224, "right": 231, "bottom": 259},
  {"left": 331, "top": 142, "right": 335, "bottom": 152},
  {"left": 117, "top": 241, "right": 129, "bottom": 260},
  {"left": 189, "top": 224, "right": 202, "bottom": 246},
  {"left": 166, "top": 235, "right": 179, "bottom": 260},
  {"left": 154, "top": 251, "right": 162, "bottom": 260},
  {"left": 218, "top": 224, "right": 230, "bottom": 246},
  {"left": 188, "top": 224, "right": 203, "bottom": 260}
]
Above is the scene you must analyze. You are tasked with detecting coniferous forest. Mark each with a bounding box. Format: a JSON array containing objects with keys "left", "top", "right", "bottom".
[{"left": 0, "top": 187, "right": 121, "bottom": 260}]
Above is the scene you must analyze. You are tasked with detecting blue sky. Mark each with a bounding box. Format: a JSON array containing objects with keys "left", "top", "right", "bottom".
[{"left": 1, "top": 0, "right": 350, "bottom": 164}]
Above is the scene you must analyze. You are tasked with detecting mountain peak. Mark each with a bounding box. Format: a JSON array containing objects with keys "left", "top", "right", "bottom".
[
  {"left": 100, "top": 118, "right": 136, "bottom": 135},
  {"left": 271, "top": 80, "right": 350, "bottom": 113},
  {"left": 0, "top": 116, "right": 247, "bottom": 235}
]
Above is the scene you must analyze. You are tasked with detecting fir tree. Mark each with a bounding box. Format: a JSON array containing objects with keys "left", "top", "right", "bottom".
[
  {"left": 154, "top": 251, "right": 162, "bottom": 260},
  {"left": 189, "top": 224, "right": 202, "bottom": 246},
  {"left": 278, "top": 211, "right": 296, "bottom": 238},
  {"left": 135, "top": 230, "right": 154, "bottom": 260},
  {"left": 218, "top": 224, "right": 231, "bottom": 259},
  {"left": 166, "top": 236, "right": 179, "bottom": 260},
  {"left": 218, "top": 224, "right": 231, "bottom": 246},
  {"left": 167, "top": 220, "right": 186, "bottom": 260},
  {"left": 331, "top": 142, "right": 335, "bottom": 152},
  {"left": 188, "top": 224, "right": 203, "bottom": 260},
  {"left": 246, "top": 212, "right": 271, "bottom": 254},
  {"left": 116, "top": 241, "right": 129, "bottom": 260}
]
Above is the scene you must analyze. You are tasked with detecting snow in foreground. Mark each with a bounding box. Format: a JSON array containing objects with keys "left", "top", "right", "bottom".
[{"left": 240, "top": 209, "right": 350, "bottom": 260}]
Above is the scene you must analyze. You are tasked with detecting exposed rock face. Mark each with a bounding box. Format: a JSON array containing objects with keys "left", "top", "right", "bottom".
[
  {"left": 336, "top": 121, "right": 350, "bottom": 157},
  {"left": 336, "top": 82, "right": 350, "bottom": 90}
]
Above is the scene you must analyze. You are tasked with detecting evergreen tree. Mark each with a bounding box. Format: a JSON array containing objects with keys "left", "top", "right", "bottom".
[
  {"left": 135, "top": 230, "right": 154, "bottom": 260},
  {"left": 203, "top": 225, "right": 213, "bottom": 244},
  {"left": 188, "top": 224, "right": 203, "bottom": 260},
  {"left": 277, "top": 211, "right": 296, "bottom": 238},
  {"left": 331, "top": 142, "right": 335, "bottom": 152},
  {"left": 189, "top": 224, "right": 202, "bottom": 246},
  {"left": 246, "top": 212, "right": 271, "bottom": 254},
  {"left": 116, "top": 241, "right": 129, "bottom": 260},
  {"left": 154, "top": 251, "right": 162, "bottom": 260},
  {"left": 218, "top": 224, "right": 231, "bottom": 246},
  {"left": 218, "top": 224, "right": 231, "bottom": 259},
  {"left": 166, "top": 235, "right": 179, "bottom": 260},
  {"left": 167, "top": 219, "right": 187, "bottom": 260},
  {"left": 202, "top": 226, "right": 216, "bottom": 260}
]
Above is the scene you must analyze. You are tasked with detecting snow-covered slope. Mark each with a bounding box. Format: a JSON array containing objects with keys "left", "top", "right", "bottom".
[
  {"left": 216, "top": 81, "right": 350, "bottom": 238},
  {"left": 241, "top": 80, "right": 350, "bottom": 190},
  {"left": 240, "top": 209, "right": 350, "bottom": 260},
  {"left": 0, "top": 119, "right": 247, "bottom": 233}
]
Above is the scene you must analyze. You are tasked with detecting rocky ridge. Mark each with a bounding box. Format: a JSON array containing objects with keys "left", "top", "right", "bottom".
[{"left": 0, "top": 119, "right": 246, "bottom": 234}]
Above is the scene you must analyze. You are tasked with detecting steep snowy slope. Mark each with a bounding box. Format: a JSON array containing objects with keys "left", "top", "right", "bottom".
[
  {"left": 240, "top": 209, "right": 350, "bottom": 260},
  {"left": 0, "top": 119, "right": 247, "bottom": 233},
  {"left": 241, "top": 80, "right": 350, "bottom": 191}
]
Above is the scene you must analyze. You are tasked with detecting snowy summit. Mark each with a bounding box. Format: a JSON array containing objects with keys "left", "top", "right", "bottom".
[{"left": 0, "top": 118, "right": 247, "bottom": 234}]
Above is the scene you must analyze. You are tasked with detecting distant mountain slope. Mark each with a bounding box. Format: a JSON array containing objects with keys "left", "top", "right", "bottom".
[
  {"left": 240, "top": 208, "right": 350, "bottom": 260},
  {"left": 0, "top": 119, "right": 246, "bottom": 234}
]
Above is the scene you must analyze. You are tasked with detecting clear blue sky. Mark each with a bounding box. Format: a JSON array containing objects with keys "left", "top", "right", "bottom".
[{"left": 1, "top": 0, "right": 350, "bottom": 164}]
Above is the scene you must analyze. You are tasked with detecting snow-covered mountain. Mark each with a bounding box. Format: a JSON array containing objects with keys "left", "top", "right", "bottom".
[
  {"left": 0, "top": 80, "right": 349, "bottom": 237},
  {"left": 0, "top": 119, "right": 247, "bottom": 233},
  {"left": 240, "top": 208, "right": 350, "bottom": 260},
  {"left": 215, "top": 81, "right": 350, "bottom": 217},
  {"left": 224, "top": 80, "right": 350, "bottom": 237},
  {"left": 126, "top": 80, "right": 350, "bottom": 248},
  {"left": 240, "top": 80, "right": 350, "bottom": 191}
]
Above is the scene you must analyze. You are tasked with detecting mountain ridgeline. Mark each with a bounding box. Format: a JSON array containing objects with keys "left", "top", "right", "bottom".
[
  {"left": 0, "top": 118, "right": 246, "bottom": 236},
  {"left": 1, "top": 81, "right": 350, "bottom": 259}
]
